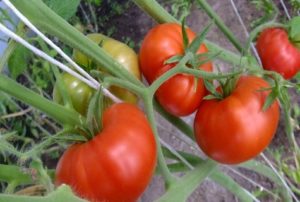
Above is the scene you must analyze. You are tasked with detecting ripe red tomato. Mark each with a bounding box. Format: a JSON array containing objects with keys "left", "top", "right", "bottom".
[
  {"left": 256, "top": 28, "right": 300, "bottom": 79},
  {"left": 55, "top": 103, "right": 157, "bottom": 202},
  {"left": 139, "top": 23, "right": 213, "bottom": 116},
  {"left": 194, "top": 76, "right": 279, "bottom": 164}
]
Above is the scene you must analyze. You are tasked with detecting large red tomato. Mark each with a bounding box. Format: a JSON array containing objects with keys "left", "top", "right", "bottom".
[
  {"left": 194, "top": 76, "right": 279, "bottom": 164},
  {"left": 55, "top": 103, "right": 157, "bottom": 202},
  {"left": 139, "top": 23, "right": 213, "bottom": 116},
  {"left": 256, "top": 28, "right": 300, "bottom": 79}
]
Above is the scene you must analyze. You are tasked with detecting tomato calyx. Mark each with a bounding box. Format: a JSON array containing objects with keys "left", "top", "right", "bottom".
[
  {"left": 288, "top": 16, "right": 300, "bottom": 49},
  {"left": 204, "top": 72, "right": 240, "bottom": 100}
]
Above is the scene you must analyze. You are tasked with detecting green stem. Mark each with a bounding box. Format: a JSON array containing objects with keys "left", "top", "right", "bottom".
[
  {"left": 132, "top": 0, "right": 178, "bottom": 24},
  {"left": 0, "top": 75, "right": 85, "bottom": 127},
  {"left": 204, "top": 40, "right": 260, "bottom": 69},
  {"left": 148, "top": 53, "right": 192, "bottom": 94},
  {"left": 283, "top": 104, "right": 299, "bottom": 152},
  {"left": 153, "top": 101, "right": 194, "bottom": 139},
  {"left": 4, "top": 181, "right": 17, "bottom": 194},
  {"left": 143, "top": 97, "right": 176, "bottom": 188},
  {"left": 196, "top": 0, "right": 243, "bottom": 52},
  {"left": 31, "top": 159, "right": 54, "bottom": 193}
]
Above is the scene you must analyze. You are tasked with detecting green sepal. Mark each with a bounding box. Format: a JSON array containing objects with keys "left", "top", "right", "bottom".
[
  {"left": 181, "top": 18, "right": 189, "bottom": 49},
  {"left": 86, "top": 86, "right": 104, "bottom": 138},
  {"left": 164, "top": 55, "right": 183, "bottom": 65},
  {"left": 186, "top": 22, "right": 212, "bottom": 54},
  {"left": 262, "top": 88, "right": 278, "bottom": 111}
]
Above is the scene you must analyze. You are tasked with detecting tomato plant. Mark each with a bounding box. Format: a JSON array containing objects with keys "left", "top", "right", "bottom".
[
  {"left": 194, "top": 76, "right": 280, "bottom": 164},
  {"left": 53, "top": 73, "right": 94, "bottom": 115},
  {"left": 256, "top": 27, "right": 300, "bottom": 79},
  {"left": 55, "top": 103, "right": 157, "bottom": 202},
  {"left": 73, "top": 33, "right": 141, "bottom": 104},
  {"left": 139, "top": 23, "right": 213, "bottom": 116}
]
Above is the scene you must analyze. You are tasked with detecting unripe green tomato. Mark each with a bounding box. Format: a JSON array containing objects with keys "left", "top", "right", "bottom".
[
  {"left": 73, "top": 33, "right": 141, "bottom": 104},
  {"left": 53, "top": 73, "right": 94, "bottom": 116}
]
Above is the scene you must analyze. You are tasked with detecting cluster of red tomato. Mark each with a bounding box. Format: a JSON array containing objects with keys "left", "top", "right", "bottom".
[{"left": 53, "top": 22, "right": 300, "bottom": 201}]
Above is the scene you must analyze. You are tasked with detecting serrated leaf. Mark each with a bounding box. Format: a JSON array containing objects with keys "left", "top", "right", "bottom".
[
  {"left": 0, "top": 185, "right": 86, "bottom": 202},
  {"left": 43, "top": 0, "right": 80, "bottom": 20},
  {"left": 164, "top": 55, "right": 183, "bottom": 65},
  {"left": 187, "top": 22, "right": 212, "bottom": 54},
  {"left": 181, "top": 18, "right": 189, "bottom": 49},
  {"left": 8, "top": 44, "right": 31, "bottom": 79}
]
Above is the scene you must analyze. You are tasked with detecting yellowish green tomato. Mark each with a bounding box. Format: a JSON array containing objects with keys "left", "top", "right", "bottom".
[{"left": 73, "top": 33, "right": 141, "bottom": 104}]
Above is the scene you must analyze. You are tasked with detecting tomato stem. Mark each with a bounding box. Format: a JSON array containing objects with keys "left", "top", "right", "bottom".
[
  {"left": 195, "top": 0, "right": 243, "bottom": 53},
  {"left": 143, "top": 98, "right": 177, "bottom": 188}
]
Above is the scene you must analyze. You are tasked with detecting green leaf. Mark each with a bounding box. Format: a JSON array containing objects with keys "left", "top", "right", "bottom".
[
  {"left": 187, "top": 22, "right": 212, "bottom": 54},
  {"left": 8, "top": 44, "right": 31, "bottom": 79},
  {"left": 42, "top": 0, "right": 80, "bottom": 20},
  {"left": 0, "top": 185, "right": 87, "bottom": 202},
  {"left": 156, "top": 160, "right": 217, "bottom": 202}
]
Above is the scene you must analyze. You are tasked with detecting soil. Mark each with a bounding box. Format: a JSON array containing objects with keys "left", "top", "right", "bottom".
[{"left": 80, "top": 1, "right": 300, "bottom": 201}]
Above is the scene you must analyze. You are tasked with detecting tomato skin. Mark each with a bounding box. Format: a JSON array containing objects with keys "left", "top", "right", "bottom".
[
  {"left": 73, "top": 33, "right": 141, "bottom": 104},
  {"left": 55, "top": 103, "right": 157, "bottom": 202},
  {"left": 256, "top": 28, "right": 300, "bottom": 79},
  {"left": 194, "top": 76, "right": 279, "bottom": 164},
  {"left": 139, "top": 23, "right": 212, "bottom": 116},
  {"left": 53, "top": 73, "right": 94, "bottom": 115}
]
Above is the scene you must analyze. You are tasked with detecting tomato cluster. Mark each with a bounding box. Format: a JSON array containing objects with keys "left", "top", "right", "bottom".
[
  {"left": 138, "top": 23, "right": 280, "bottom": 164},
  {"left": 55, "top": 23, "right": 282, "bottom": 202}
]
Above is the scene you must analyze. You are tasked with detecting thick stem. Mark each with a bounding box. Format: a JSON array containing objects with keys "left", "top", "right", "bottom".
[
  {"left": 196, "top": 0, "right": 243, "bottom": 52},
  {"left": 0, "top": 75, "right": 85, "bottom": 127},
  {"left": 133, "top": 0, "right": 178, "bottom": 24},
  {"left": 143, "top": 97, "right": 176, "bottom": 188}
]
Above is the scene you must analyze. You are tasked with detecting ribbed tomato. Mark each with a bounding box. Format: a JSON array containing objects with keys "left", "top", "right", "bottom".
[
  {"left": 194, "top": 76, "right": 279, "bottom": 164},
  {"left": 256, "top": 28, "right": 300, "bottom": 79},
  {"left": 55, "top": 103, "right": 157, "bottom": 202}
]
